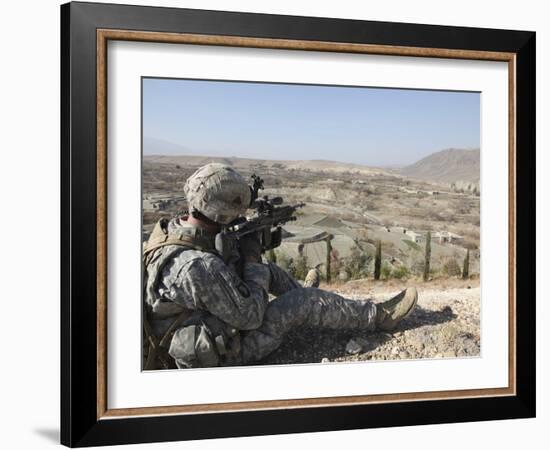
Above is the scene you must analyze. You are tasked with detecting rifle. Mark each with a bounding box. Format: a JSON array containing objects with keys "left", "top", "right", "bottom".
[{"left": 214, "top": 174, "right": 305, "bottom": 262}]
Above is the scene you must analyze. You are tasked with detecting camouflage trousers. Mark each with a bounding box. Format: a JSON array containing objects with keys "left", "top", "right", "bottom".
[{"left": 239, "top": 263, "right": 377, "bottom": 363}]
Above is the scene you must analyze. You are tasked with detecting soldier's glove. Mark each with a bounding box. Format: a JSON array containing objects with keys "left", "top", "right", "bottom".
[{"left": 238, "top": 232, "right": 262, "bottom": 263}]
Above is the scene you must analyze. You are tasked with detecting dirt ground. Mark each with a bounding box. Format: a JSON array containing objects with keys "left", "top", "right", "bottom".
[{"left": 260, "top": 278, "right": 480, "bottom": 365}]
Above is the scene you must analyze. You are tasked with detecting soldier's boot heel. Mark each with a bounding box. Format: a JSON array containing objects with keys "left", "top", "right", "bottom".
[{"left": 375, "top": 287, "right": 418, "bottom": 332}]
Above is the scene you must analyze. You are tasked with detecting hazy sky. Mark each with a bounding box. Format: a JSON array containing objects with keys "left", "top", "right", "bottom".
[{"left": 143, "top": 77, "right": 480, "bottom": 167}]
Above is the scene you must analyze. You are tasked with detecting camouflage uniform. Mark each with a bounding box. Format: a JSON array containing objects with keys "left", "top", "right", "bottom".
[
  {"left": 303, "top": 267, "right": 321, "bottom": 288},
  {"left": 144, "top": 217, "right": 377, "bottom": 368}
]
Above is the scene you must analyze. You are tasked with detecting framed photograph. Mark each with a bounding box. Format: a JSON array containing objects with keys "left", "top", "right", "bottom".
[{"left": 61, "top": 1, "right": 535, "bottom": 447}]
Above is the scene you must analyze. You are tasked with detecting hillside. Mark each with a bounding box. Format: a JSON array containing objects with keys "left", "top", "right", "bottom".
[
  {"left": 399, "top": 148, "right": 480, "bottom": 184},
  {"left": 143, "top": 154, "right": 390, "bottom": 177},
  {"left": 143, "top": 152, "right": 481, "bottom": 262}
]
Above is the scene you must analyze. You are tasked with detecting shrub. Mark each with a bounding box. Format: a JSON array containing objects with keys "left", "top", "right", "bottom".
[
  {"left": 291, "top": 255, "right": 309, "bottom": 281},
  {"left": 329, "top": 251, "right": 342, "bottom": 281},
  {"left": 442, "top": 258, "right": 461, "bottom": 276},
  {"left": 463, "top": 240, "right": 479, "bottom": 251},
  {"left": 392, "top": 265, "right": 411, "bottom": 280},
  {"left": 409, "top": 256, "right": 426, "bottom": 276},
  {"left": 381, "top": 262, "right": 392, "bottom": 280},
  {"left": 275, "top": 251, "right": 292, "bottom": 271},
  {"left": 343, "top": 247, "right": 371, "bottom": 280}
]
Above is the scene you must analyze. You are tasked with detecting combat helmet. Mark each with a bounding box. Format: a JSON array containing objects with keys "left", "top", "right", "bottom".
[{"left": 184, "top": 163, "right": 251, "bottom": 224}]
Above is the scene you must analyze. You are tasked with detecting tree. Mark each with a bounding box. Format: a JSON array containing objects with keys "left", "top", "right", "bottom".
[
  {"left": 462, "top": 248, "right": 470, "bottom": 279},
  {"left": 423, "top": 231, "right": 431, "bottom": 282},
  {"left": 343, "top": 247, "right": 370, "bottom": 280},
  {"left": 374, "top": 240, "right": 382, "bottom": 280},
  {"left": 325, "top": 237, "right": 332, "bottom": 283}
]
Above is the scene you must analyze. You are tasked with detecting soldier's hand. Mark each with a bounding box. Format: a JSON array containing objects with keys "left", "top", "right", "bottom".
[{"left": 238, "top": 232, "right": 262, "bottom": 263}]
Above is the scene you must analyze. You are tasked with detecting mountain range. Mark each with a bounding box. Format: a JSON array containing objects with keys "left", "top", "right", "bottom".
[
  {"left": 398, "top": 148, "right": 480, "bottom": 184},
  {"left": 144, "top": 138, "right": 480, "bottom": 185}
]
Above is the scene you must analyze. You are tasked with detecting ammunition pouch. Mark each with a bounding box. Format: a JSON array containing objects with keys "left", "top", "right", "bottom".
[
  {"left": 168, "top": 314, "right": 241, "bottom": 369},
  {"left": 143, "top": 307, "right": 194, "bottom": 370}
]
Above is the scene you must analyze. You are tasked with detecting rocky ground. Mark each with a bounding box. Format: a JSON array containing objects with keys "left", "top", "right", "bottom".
[{"left": 260, "top": 278, "right": 480, "bottom": 365}]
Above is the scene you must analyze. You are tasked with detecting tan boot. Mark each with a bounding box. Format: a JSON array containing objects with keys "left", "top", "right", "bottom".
[{"left": 375, "top": 287, "right": 418, "bottom": 331}]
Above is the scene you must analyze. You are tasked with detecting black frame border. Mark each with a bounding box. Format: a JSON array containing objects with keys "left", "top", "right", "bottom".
[{"left": 61, "top": 2, "right": 535, "bottom": 447}]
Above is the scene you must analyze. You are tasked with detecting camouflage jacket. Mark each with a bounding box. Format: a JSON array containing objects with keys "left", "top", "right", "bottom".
[{"left": 144, "top": 218, "right": 271, "bottom": 331}]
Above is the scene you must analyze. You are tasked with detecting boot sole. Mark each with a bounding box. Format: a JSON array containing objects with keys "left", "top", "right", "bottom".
[{"left": 378, "top": 287, "right": 418, "bottom": 331}]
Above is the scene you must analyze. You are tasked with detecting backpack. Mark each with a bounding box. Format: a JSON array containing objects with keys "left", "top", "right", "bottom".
[
  {"left": 142, "top": 218, "right": 207, "bottom": 370},
  {"left": 142, "top": 218, "right": 240, "bottom": 369}
]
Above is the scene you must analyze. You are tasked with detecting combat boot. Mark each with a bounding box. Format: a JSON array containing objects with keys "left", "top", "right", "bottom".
[{"left": 375, "top": 287, "right": 418, "bottom": 331}]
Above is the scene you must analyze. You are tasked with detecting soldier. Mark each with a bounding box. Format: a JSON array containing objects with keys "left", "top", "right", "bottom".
[
  {"left": 143, "top": 163, "right": 417, "bottom": 369},
  {"left": 303, "top": 263, "right": 323, "bottom": 288}
]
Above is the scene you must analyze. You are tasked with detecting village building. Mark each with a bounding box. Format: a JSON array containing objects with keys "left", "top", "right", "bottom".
[
  {"left": 433, "top": 230, "right": 464, "bottom": 244},
  {"left": 405, "top": 230, "right": 425, "bottom": 244}
]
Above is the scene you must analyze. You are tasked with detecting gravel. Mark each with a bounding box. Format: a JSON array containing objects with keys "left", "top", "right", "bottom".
[{"left": 259, "top": 279, "right": 480, "bottom": 366}]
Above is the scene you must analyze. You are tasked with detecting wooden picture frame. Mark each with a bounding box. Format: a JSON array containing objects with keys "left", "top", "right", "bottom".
[{"left": 61, "top": 1, "right": 535, "bottom": 447}]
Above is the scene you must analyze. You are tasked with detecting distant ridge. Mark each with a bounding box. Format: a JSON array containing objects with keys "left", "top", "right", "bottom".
[
  {"left": 143, "top": 137, "right": 194, "bottom": 155},
  {"left": 143, "top": 154, "right": 390, "bottom": 176},
  {"left": 399, "top": 148, "right": 480, "bottom": 184},
  {"left": 143, "top": 149, "right": 479, "bottom": 184}
]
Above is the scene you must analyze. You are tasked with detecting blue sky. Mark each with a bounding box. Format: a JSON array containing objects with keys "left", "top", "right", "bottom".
[{"left": 143, "top": 78, "right": 480, "bottom": 167}]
